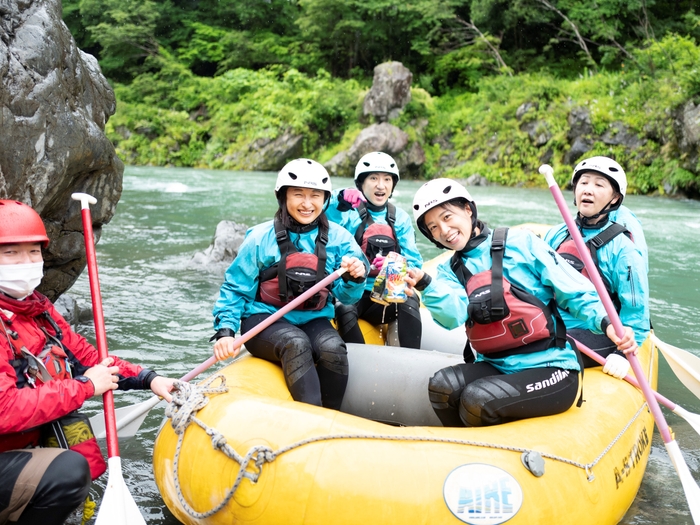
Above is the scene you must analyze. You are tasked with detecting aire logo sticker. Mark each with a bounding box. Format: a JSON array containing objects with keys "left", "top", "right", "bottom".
[{"left": 443, "top": 464, "right": 523, "bottom": 524}]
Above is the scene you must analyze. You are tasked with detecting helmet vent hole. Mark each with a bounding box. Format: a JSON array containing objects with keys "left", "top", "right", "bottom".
[
  {"left": 288, "top": 172, "right": 298, "bottom": 181},
  {"left": 322, "top": 177, "right": 329, "bottom": 185},
  {"left": 363, "top": 162, "right": 370, "bottom": 167},
  {"left": 390, "top": 163, "right": 396, "bottom": 168},
  {"left": 609, "top": 167, "right": 619, "bottom": 172},
  {"left": 442, "top": 185, "right": 452, "bottom": 194},
  {"left": 413, "top": 204, "right": 420, "bottom": 211}
]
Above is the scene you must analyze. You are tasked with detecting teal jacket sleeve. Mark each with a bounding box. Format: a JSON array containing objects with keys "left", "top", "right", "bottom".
[{"left": 212, "top": 225, "right": 265, "bottom": 333}]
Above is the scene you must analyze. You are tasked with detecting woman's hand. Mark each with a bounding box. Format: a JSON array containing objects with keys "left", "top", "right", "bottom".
[
  {"left": 606, "top": 324, "right": 638, "bottom": 356},
  {"left": 341, "top": 256, "right": 366, "bottom": 279},
  {"left": 213, "top": 336, "right": 242, "bottom": 361},
  {"left": 150, "top": 376, "right": 177, "bottom": 403},
  {"left": 405, "top": 268, "right": 425, "bottom": 298},
  {"left": 83, "top": 357, "right": 119, "bottom": 396}
]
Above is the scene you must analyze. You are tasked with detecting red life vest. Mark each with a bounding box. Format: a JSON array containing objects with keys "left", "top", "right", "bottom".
[
  {"left": 354, "top": 203, "right": 399, "bottom": 277},
  {"left": 258, "top": 218, "right": 330, "bottom": 311},
  {"left": 450, "top": 228, "right": 566, "bottom": 357},
  {"left": 1, "top": 312, "right": 71, "bottom": 388},
  {"left": 555, "top": 221, "right": 631, "bottom": 311}
]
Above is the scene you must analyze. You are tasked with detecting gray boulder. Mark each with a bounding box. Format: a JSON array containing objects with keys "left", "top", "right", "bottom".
[
  {"left": 601, "top": 121, "right": 645, "bottom": 150},
  {"left": 223, "top": 129, "right": 304, "bottom": 171},
  {"left": 189, "top": 220, "right": 248, "bottom": 273},
  {"left": 674, "top": 100, "right": 700, "bottom": 174},
  {"left": 0, "top": 0, "right": 123, "bottom": 300},
  {"left": 324, "top": 123, "right": 425, "bottom": 179},
  {"left": 363, "top": 62, "right": 413, "bottom": 123}
]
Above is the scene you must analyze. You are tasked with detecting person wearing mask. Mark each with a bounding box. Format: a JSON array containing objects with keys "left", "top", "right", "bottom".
[
  {"left": 544, "top": 156, "right": 650, "bottom": 379},
  {"left": 212, "top": 158, "right": 367, "bottom": 410},
  {"left": 404, "top": 179, "right": 638, "bottom": 427},
  {"left": 0, "top": 199, "right": 177, "bottom": 525},
  {"left": 327, "top": 152, "right": 423, "bottom": 349}
]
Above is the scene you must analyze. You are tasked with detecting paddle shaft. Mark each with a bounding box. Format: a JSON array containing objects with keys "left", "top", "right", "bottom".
[
  {"left": 182, "top": 267, "right": 348, "bottom": 382},
  {"left": 95, "top": 266, "right": 350, "bottom": 437},
  {"left": 76, "top": 198, "right": 120, "bottom": 458},
  {"left": 572, "top": 338, "right": 678, "bottom": 411},
  {"left": 541, "top": 166, "right": 673, "bottom": 443}
]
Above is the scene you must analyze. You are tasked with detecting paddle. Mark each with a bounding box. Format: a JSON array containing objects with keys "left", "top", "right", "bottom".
[
  {"left": 89, "top": 266, "right": 349, "bottom": 439},
  {"left": 539, "top": 164, "right": 700, "bottom": 522},
  {"left": 650, "top": 333, "right": 700, "bottom": 400},
  {"left": 72, "top": 193, "right": 146, "bottom": 525},
  {"left": 572, "top": 338, "right": 700, "bottom": 437}
]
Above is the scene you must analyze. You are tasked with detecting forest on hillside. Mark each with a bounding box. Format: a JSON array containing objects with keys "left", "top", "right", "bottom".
[{"left": 62, "top": 0, "right": 700, "bottom": 196}]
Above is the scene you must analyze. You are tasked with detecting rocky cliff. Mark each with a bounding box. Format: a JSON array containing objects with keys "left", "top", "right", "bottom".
[{"left": 0, "top": 0, "right": 123, "bottom": 299}]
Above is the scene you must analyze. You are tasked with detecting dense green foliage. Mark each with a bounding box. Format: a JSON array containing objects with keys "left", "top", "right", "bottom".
[{"left": 63, "top": 0, "right": 700, "bottom": 194}]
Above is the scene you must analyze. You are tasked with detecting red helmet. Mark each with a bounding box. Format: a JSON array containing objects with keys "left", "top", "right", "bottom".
[{"left": 0, "top": 200, "right": 50, "bottom": 247}]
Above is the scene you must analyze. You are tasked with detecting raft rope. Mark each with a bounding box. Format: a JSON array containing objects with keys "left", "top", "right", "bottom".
[{"left": 166, "top": 374, "right": 649, "bottom": 518}]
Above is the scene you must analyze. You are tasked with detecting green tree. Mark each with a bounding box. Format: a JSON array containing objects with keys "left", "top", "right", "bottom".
[{"left": 80, "top": 0, "right": 161, "bottom": 80}]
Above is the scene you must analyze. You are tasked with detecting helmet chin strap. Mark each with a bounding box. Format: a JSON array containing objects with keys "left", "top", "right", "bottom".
[{"left": 576, "top": 197, "right": 620, "bottom": 228}]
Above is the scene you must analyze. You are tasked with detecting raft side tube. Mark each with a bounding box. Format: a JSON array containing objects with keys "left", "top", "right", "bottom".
[{"left": 341, "top": 344, "right": 463, "bottom": 426}]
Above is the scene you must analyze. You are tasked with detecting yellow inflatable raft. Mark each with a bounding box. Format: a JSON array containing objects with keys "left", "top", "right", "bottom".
[{"left": 154, "top": 337, "right": 657, "bottom": 525}]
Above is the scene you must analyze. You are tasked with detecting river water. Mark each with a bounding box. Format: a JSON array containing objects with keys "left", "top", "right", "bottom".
[{"left": 72, "top": 166, "right": 700, "bottom": 524}]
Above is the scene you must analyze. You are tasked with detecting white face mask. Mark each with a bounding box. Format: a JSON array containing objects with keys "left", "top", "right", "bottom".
[{"left": 0, "top": 261, "right": 44, "bottom": 299}]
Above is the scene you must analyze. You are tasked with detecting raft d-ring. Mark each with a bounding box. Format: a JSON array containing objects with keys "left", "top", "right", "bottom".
[
  {"left": 520, "top": 450, "right": 545, "bottom": 477},
  {"left": 585, "top": 466, "right": 595, "bottom": 482}
]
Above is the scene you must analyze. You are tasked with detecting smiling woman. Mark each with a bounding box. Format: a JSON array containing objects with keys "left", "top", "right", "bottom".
[{"left": 211, "top": 159, "right": 368, "bottom": 411}]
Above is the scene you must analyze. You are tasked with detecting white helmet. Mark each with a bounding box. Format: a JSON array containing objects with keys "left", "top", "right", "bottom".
[
  {"left": 572, "top": 156, "right": 627, "bottom": 198},
  {"left": 412, "top": 179, "right": 476, "bottom": 247},
  {"left": 275, "top": 159, "right": 332, "bottom": 201},
  {"left": 354, "top": 152, "right": 400, "bottom": 190}
]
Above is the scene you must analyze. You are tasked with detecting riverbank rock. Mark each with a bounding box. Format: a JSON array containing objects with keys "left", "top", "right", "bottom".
[
  {"left": 189, "top": 220, "right": 248, "bottom": 273},
  {"left": 0, "top": 0, "right": 123, "bottom": 300},
  {"left": 222, "top": 129, "right": 304, "bottom": 171},
  {"left": 324, "top": 123, "right": 425, "bottom": 178},
  {"left": 363, "top": 62, "right": 413, "bottom": 123}
]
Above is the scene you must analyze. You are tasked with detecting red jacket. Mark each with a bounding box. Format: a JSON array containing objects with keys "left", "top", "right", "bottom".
[{"left": 0, "top": 291, "right": 144, "bottom": 453}]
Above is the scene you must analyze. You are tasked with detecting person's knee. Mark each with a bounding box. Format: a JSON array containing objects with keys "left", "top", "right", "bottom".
[
  {"left": 459, "top": 377, "right": 517, "bottom": 427},
  {"left": 278, "top": 331, "right": 314, "bottom": 385},
  {"left": 428, "top": 366, "right": 466, "bottom": 410},
  {"left": 316, "top": 331, "right": 349, "bottom": 376},
  {"left": 33, "top": 450, "right": 90, "bottom": 509},
  {"left": 335, "top": 303, "right": 359, "bottom": 335},
  {"left": 399, "top": 295, "right": 421, "bottom": 322}
]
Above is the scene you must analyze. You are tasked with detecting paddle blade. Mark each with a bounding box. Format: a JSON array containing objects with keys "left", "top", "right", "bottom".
[
  {"left": 652, "top": 334, "right": 700, "bottom": 399},
  {"left": 95, "top": 457, "right": 146, "bottom": 525},
  {"left": 673, "top": 406, "right": 700, "bottom": 437},
  {"left": 664, "top": 440, "right": 700, "bottom": 523},
  {"left": 91, "top": 397, "right": 163, "bottom": 439}
]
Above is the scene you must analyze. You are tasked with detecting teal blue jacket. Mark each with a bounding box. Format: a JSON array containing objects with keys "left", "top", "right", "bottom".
[
  {"left": 213, "top": 219, "right": 368, "bottom": 334},
  {"left": 544, "top": 218, "right": 650, "bottom": 346},
  {"left": 421, "top": 229, "right": 610, "bottom": 373},
  {"left": 610, "top": 205, "right": 648, "bottom": 272}
]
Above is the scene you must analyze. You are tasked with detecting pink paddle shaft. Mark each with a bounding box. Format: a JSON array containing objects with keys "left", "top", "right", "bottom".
[
  {"left": 181, "top": 268, "right": 348, "bottom": 382},
  {"left": 79, "top": 206, "right": 120, "bottom": 458},
  {"left": 545, "top": 171, "right": 673, "bottom": 443}
]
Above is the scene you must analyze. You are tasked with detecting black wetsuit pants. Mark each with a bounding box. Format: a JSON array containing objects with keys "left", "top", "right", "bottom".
[
  {"left": 0, "top": 448, "right": 90, "bottom": 525},
  {"left": 335, "top": 291, "right": 422, "bottom": 349},
  {"left": 242, "top": 314, "right": 349, "bottom": 410},
  {"left": 567, "top": 329, "right": 617, "bottom": 368},
  {"left": 428, "top": 362, "right": 580, "bottom": 427}
]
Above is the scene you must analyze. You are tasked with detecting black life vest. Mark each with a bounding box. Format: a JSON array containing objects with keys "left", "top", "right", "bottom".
[
  {"left": 354, "top": 202, "right": 399, "bottom": 277},
  {"left": 258, "top": 219, "right": 330, "bottom": 311},
  {"left": 450, "top": 227, "right": 566, "bottom": 358},
  {"left": 555, "top": 221, "right": 631, "bottom": 312}
]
